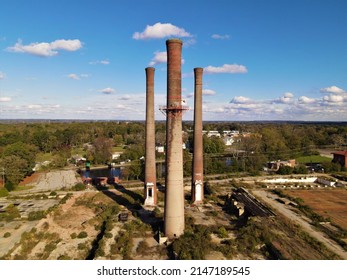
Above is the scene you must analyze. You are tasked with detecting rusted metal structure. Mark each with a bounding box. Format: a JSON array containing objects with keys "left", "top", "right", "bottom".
[
  {"left": 191, "top": 67, "right": 204, "bottom": 204},
  {"left": 144, "top": 67, "right": 157, "bottom": 206},
  {"left": 163, "top": 39, "right": 186, "bottom": 238}
]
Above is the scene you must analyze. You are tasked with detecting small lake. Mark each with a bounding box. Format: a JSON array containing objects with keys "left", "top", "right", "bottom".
[{"left": 82, "top": 167, "right": 122, "bottom": 179}]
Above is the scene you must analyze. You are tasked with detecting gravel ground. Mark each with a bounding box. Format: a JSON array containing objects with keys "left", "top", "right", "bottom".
[
  {"left": 31, "top": 170, "right": 82, "bottom": 192},
  {"left": 252, "top": 190, "right": 347, "bottom": 260}
]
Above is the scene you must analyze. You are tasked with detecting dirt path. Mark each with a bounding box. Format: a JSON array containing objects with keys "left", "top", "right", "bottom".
[{"left": 252, "top": 190, "right": 347, "bottom": 260}]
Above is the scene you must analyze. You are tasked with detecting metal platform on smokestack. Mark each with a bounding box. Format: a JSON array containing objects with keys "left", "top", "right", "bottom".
[{"left": 159, "top": 103, "right": 190, "bottom": 116}]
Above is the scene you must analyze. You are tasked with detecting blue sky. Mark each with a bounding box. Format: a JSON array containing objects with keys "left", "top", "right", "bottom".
[{"left": 0, "top": 0, "right": 346, "bottom": 121}]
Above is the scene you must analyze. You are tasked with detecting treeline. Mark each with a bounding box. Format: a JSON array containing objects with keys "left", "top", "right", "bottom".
[{"left": 0, "top": 121, "right": 346, "bottom": 185}]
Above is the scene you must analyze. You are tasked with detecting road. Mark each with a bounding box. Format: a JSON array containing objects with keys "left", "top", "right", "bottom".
[{"left": 252, "top": 190, "right": 347, "bottom": 260}]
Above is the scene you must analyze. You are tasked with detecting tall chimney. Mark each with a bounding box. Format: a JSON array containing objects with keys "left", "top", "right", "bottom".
[
  {"left": 144, "top": 67, "right": 157, "bottom": 206},
  {"left": 191, "top": 68, "right": 204, "bottom": 204},
  {"left": 164, "top": 39, "right": 185, "bottom": 238}
]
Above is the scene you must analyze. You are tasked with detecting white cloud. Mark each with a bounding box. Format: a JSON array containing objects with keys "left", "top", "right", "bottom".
[
  {"left": 273, "top": 92, "right": 295, "bottom": 104},
  {"left": 148, "top": 51, "right": 184, "bottom": 66},
  {"left": 298, "top": 96, "right": 316, "bottom": 104},
  {"left": 68, "top": 73, "right": 80, "bottom": 80},
  {"left": 133, "top": 22, "right": 191, "bottom": 40},
  {"left": 6, "top": 39, "right": 82, "bottom": 57},
  {"left": 183, "top": 38, "right": 197, "bottom": 47},
  {"left": 149, "top": 51, "right": 167, "bottom": 66},
  {"left": 67, "top": 73, "right": 90, "bottom": 80},
  {"left": 230, "top": 96, "right": 253, "bottom": 104},
  {"left": 0, "top": 97, "right": 11, "bottom": 102},
  {"left": 204, "top": 64, "right": 248, "bottom": 74},
  {"left": 211, "top": 34, "right": 230, "bottom": 40},
  {"left": 320, "top": 86, "right": 345, "bottom": 94},
  {"left": 100, "top": 87, "right": 116, "bottom": 94},
  {"left": 202, "top": 89, "right": 216, "bottom": 96},
  {"left": 27, "top": 104, "right": 43, "bottom": 109},
  {"left": 89, "top": 59, "right": 110, "bottom": 65},
  {"left": 323, "top": 94, "right": 344, "bottom": 104},
  {"left": 0, "top": 71, "right": 5, "bottom": 80}
]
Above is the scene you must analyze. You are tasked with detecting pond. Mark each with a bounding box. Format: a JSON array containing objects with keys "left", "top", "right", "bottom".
[{"left": 82, "top": 167, "right": 122, "bottom": 179}]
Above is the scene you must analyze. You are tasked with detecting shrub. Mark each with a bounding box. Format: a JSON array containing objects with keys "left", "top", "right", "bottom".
[
  {"left": 136, "top": 240, "right": 149, "bottom": 255},
  {"left": 58, "top": 255, "right": 71, "bottom": 260},
  {"left": 72, "top": 183, "right": 86, "bottom": 191},
  {"left": 96, "top": 248, "right": 105, "bottom": 257},
  {"left": 28, "top": 210, "right": 46, "bottom": 221},
  {"left": 104, "top": 232, "right": 113, "bottom": 239},
  {"left": 217, "top": 227, "right": 229, "bottom": 238},
  {"left": 78, "top": 243, "right": 87, "bottom": 250},
  {"left": 77, "top": 231, "right": 88, "bottom": 239},
  {"left": 172, "top": 225, "right": 212, "bottom": 260},
  {"left": 3, "top": 232, "right": 11, "bottom": 238},
  {"left": 4, "top": 181, "right": 15, "bottom": 192},
  {"left": 1, "top": 204, "right": 21, "bottom": 222},
  {"left": 0, "top": 188, "right": 9, "bottom": 197},
  {"left": 70, "top": 233, "right": 77, "bottom": 239}
]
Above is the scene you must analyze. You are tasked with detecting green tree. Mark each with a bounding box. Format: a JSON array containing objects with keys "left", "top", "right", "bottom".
[
  {"left": 0, "top": 155, "right": 28, "bottom": 185},
  {"left": 203, "top": 136, "right": 225, "bottom": 154},
  {"left": 277, "top": 165, "right": 294, "bottom": 175},
  {"left": 93, "top": 137, "right": 114, "bottom": 164}
]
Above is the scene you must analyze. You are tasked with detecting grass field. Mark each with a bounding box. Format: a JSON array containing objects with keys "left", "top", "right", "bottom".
[
  {"left": 296, "top": 155, "right": 332, "bottom": 164},
  {"left": 284, "top": 189, "right": 347, "bottom": 230}
]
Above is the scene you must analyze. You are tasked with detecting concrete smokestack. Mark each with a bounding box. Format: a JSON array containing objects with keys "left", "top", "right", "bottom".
[
  {"left": 164, "top": 39, "right": 185, "bottom": 238},
  {"left": 144, "top": 67, "right": 157, "bottom": 206},
  {"left": 191, "top": 68, "right": 204, "bottom": 204}
]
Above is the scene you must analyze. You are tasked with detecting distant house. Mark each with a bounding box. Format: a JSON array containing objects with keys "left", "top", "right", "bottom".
[
  {"left": 156, "top": 146, "right": 164, "bottom": 153},
  {"left": 268, "top": 159, "right": 296, "bottom": 171},
  {"left": 207, "top": 131, "right": 221, "bottom": 138},
  {"left": 112, "top": 152, "right": 122, "bottom": 160},
  {"left": 332, "top": 151, "right": 347, "bottom": 168}
]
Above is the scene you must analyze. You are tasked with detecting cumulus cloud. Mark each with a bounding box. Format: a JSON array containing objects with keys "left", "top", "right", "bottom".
[
  {"left": 149, "top": 51, "right": 167, "bottom": 66},
  {"left": 320, "top": 86, "right": 345, "bottom": 94},
  {"left": 204, "top": 64, "right": 248, "bottom": 74},
  {"left": 230, "top": 96, "right": 253, "bottom": 104},
  {"left": 298, "top": 96, "right": 316, "bottom": 104},
  {"left": 89, "top": 59, "right": 110, "bottom": 65},
  {"left": 273, "top": 92, "right": 295, "bottom": 104},
  {"left": 0, "top": 97, "right": 11, "bottom": 102},
  {"left": 202, "top": 89, "right": 216, "bottom": 96},
  {"left": 6, "top": 39, "right": 82, "bottom": 57},
  {"left": 0, "top": 71, "right": 5, "bottom": 80},
  {"left": 323, "top": 94, "right": 344, "bottom": 104},
  {"left": 211, "top": 34, "right": 230, "bottom": 40},
  {"left": 100, "top": 87, "right": 116, "bottom": 94},
  {"left": 133, "top": 22, "right": 191, "bottom": 40}
]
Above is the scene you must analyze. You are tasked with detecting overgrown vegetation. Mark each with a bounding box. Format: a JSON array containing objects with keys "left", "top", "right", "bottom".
[
  {"left": 1, "top": 121, "right": 346, "bottom": 185},
  {"left": 0, "top": 204, "right": 21, "bottom": 222},
  {"left": 171, "top": 216, "right": 213, "bottom": 260}
]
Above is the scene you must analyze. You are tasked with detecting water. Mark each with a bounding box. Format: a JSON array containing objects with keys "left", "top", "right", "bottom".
[{"left": 83, "top": 167, "right": 122, "bottom": 179}]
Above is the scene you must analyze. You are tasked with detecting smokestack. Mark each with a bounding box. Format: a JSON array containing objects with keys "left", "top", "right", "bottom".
[
  {"left": 191, "top": 68, "right": 204, "bottom": 204},
  {"left": 164, "top": 39, "right": 185, "bottom": 238},
  {"left": 144, "top": 67, "right": 157, "bottom": 206}
]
